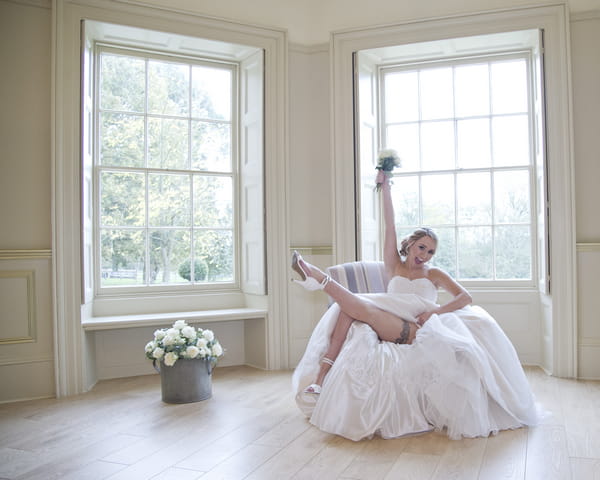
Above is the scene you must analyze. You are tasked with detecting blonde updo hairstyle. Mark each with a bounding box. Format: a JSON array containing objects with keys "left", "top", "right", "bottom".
[{"left": 399, "top": 227, "right": 438, "bottom": 257}]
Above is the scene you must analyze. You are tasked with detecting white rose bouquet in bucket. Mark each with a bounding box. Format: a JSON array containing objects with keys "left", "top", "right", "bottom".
[
  {"left": 145, "top": 320, "right": 225, "bottom": 403},
  {"left": 145, "top": 319, "right": 224, "bottom": 367}
]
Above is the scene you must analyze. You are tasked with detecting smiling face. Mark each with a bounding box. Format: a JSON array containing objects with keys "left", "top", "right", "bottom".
[{"left": 406, "top": 235, "right": 437, "bottom": 268}]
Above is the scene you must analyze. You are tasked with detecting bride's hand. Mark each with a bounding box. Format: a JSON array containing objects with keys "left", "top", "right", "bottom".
[
  {"left": 417, "top": 311, "right": 434, "bottom": 326},
  {"left": 375, "top": 170, "right": 387, "bottom": 185}
]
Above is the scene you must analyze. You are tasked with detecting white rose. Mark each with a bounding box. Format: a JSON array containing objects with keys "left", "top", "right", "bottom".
[
  {"left": 196, "top": 338, "right": 208, "bottom": 349},
  {"left": 211, "top": 343, "right": 223, "bottom": 357},
  {"left": 199, "top": 346, "right": 211, "bottom": 358},
  {"left": 145, "top": 341, "right": 156, "bottom": 353},
  {"left": 152, "top": 347, "right": 165, "bottom": 359},
  {"left": 164, "top": 352, "right": 178, "bottom": 366},
  {"left": 203, "top": 329, "right": 215, "bottom": 342},
  {"left": 162, "top": 333, "right": 179, "bottom": 346},
  {"left": 185, "top": 346, "right": 199, "bottom": 359},
  {"left": 154, "top": 329, "right": 166, "bottom": 340},
  {"left": 166, "top": 328, "right": 179, "bottom": 336},
  {"left": 181, "top": 326, "right": 197, "bottom": 341},
  {"left": 173, "top": 320, "right": 187, "bottom": 330}
]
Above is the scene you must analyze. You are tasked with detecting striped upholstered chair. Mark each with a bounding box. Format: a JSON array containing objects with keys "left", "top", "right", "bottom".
[{"left": 326, "top": 261, "right": 390, "bottom": 297}]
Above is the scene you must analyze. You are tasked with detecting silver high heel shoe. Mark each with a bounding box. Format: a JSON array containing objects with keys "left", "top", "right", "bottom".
[
  {"left": 302, "top": 357, "right": 335, "bottom": 395},
  {"left": 291, "top": 251, "right": 330, "bottom": 291}
]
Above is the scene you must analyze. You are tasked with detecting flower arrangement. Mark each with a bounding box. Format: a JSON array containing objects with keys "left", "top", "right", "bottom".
[
  {"left": 145, "top": 319, "right": 224, "bottom": 367},
  {"left": 374, "top": 148, "right": 401, "bottom": 191}
]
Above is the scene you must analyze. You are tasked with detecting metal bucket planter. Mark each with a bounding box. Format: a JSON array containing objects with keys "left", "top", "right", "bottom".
[{"left": 153, "top": 358, "right": 213, "bottom": 404}]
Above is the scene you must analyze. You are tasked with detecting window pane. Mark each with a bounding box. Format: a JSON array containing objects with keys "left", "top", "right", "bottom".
[
  {"left": 100, "top": 54, "right": 145, "bottom": 112},
  {"left": 148, "top": 118, "right": 189, "bottom": 170},
  {"left": 384, "top": 71, "right": 419, "bottom": 123},
  {"left": 495, "top": 225, "right": 531, "bottom": 279},
  {"left": 148, "top": 60, "right": 189, "bottom": 116},
  {"left": 100, "top": 113, "right": 144, "bottom": 167},
  {"left": 386, "top": 123, "right": 419, "bottom": 172},
  {"left": 457, "top": 226, "right": 492, "bottom": 279},
  {"left": 194, "top": 230, "right": 234, "bottom": 282},
  {"left": 194, "top": 176, "right": 233, "bottom": 227},
  {"left": 491, "top": 59, "right": 528, "bottom": 114},
  {"left": 149, "top": 229, "right": 190, "bottom": 284},
  {"left": 422, "top": 174, "right": 455, "bottom": 225},
  {"left": 100, "top": 229, "right": 144, "bottom": 286},
  {"left": 494, "top": 170, "right": 530, "bottom": 223},
  {"left": 431, "top": 227, "right": 456, "bottom": 278},
  {"left": 454, "top": 63, "right": 490, "bottom": 117},
  {"left": 457, "top": 118, "right": 491, "bottom": 168},
  {"left": 492, "top": 114, "right": 530, "bottom": 167},
  {"left": 421, "top": 121, "right": 455, "bottom": 171},
  {"left": 457, "top": 172, "right": 491, "bottom": 224},
  {"left": 148, "top": 174, "right": 190, "bottom": 227},
  {"left": 391, "top": 176, "right": 419, "bottom": 226},
  {"left": 420, "top": 67, "right": 453, "bottom": 120},
  {"left": 192, "top": 65, "right": 231, "bottom": 121},
  {"left": 191, "top": 121, "right": 231, "bottom": 172},
  {"left": 100, "top": 171, "right": 145, "bottom": 226}
]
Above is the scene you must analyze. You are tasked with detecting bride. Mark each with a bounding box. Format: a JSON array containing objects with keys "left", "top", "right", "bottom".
[{"left": 290, "top": 169, "right": 540, "bottom": 441}]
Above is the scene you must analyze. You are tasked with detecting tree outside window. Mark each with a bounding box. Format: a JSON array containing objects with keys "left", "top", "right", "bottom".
[{"left": 97, "top": 49, "right": 235, "bottom": 287}]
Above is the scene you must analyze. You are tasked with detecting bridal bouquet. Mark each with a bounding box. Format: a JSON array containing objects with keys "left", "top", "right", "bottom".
[
  {"left": 145, "top": 319, "right": 224, "bottom": 367},
  {"left": 374, "top": 149, "right": 401, "bottom": 191}
]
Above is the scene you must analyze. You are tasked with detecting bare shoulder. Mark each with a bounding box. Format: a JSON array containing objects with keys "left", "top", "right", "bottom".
[
  {"left": 425, "top": 266, "right": 449, "bottom": 283},
  {"left": 426, "top": 267, "right": 459, "bottom": 289}
]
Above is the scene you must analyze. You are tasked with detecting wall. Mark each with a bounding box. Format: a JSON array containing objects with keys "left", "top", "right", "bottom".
[
  {"left": 130, "top": 0, "right": 598, "bottom": 44},
  {"left": 571, "top": 12, "right": 600, "bottom": 379},
  {"left": 0, "top": 1, "right": 51, "bottom": 248},
  {"left": 1, "top": 0, "right": 599, "bottom": 402},
  {"left": 0, "top": 1, "right": 54, "bottom": 403}
]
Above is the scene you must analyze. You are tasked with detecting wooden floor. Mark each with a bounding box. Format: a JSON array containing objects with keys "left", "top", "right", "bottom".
[{"left": 0, "top": 366, "right": 599, "bottom": 480}]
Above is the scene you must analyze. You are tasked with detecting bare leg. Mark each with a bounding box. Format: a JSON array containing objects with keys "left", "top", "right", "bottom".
[
  {"left": 314, "top": 310, "right": 354, "bottom": 386},
  {"left": 297, "top": 256, "right": 418, "bottom": 344}
]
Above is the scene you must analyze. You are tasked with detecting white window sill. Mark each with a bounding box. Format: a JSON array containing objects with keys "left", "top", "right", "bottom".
[{"left": 82, "top": 307, "right": 267, "bottom": 331}]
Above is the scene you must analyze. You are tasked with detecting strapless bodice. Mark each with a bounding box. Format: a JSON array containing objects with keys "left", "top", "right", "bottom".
[{"left": 387, "top": 276, "right": 438, "bottom": 302}]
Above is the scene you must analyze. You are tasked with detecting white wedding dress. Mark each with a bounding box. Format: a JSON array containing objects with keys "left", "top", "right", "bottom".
[{"left": 292, "top": 276, "right": 540, "bottom": 441}]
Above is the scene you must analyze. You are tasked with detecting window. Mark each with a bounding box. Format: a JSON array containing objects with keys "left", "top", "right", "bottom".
[
  {"left": 382, "top": 55, "right": 535, "bottom": 282},
  {"left": 356, "top": 30, "right": 545, "bottom": 286},
  {"left": 96, "top": 47, "right": 236, "bottom": 289},
  {"left": 81, "top": 21, "right": 266, "bottom": 310}
]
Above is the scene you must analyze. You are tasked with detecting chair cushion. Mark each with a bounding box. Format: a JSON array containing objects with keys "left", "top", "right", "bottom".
[{"left": 326, "top": 261, "right": 389, "bottom": 295}]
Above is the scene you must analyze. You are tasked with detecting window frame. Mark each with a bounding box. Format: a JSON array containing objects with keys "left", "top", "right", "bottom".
[
  {"left": 92, "top": 43, "right": 240, "bottom": 296},
  {"left": 377, "top": 51, "right": 539, "bottom": 288}
]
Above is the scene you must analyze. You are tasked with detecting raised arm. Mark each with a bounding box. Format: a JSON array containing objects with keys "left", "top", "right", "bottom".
[{"left": 377, "top": 171, "right": 401, "bottom": 276}]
